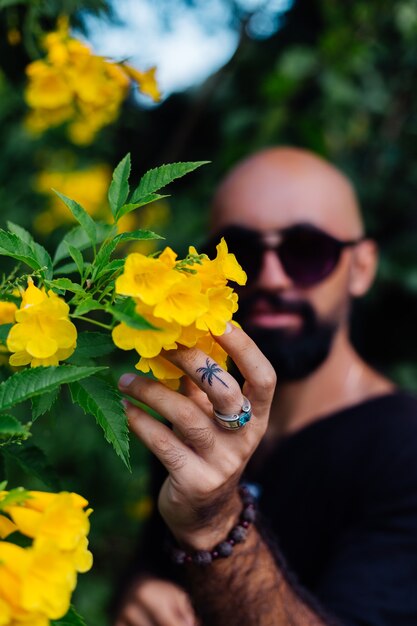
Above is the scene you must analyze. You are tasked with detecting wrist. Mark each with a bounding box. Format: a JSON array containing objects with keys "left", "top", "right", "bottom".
[{"left": 167, "top": 486, "right": 257, "bottom": 565}]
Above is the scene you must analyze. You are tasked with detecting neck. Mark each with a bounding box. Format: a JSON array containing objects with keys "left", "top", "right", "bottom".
[{"left": 269, "top": 328, "right": 394, "bottom": 438}]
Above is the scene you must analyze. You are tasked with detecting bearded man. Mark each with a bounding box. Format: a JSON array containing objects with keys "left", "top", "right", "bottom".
[{"left": 115, "top": 147, "right": 417, "bottom": 626}]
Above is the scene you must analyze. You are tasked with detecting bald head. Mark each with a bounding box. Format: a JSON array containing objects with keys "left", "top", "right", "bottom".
[{"left": 211, "top": 147, "right": 364, "bottom": 239}]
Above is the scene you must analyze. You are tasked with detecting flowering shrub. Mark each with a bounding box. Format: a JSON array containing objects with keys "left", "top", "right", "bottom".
[
  {"left": 0, "top": 155, "right": 246, "bottom": 623},
  {"left": 25, "top": 17, "right": 161, "bottom": 145}
]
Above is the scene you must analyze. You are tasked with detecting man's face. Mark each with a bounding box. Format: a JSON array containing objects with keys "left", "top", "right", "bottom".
[{"left": 211, "top": 151, "right": 364, "bottom": 381}]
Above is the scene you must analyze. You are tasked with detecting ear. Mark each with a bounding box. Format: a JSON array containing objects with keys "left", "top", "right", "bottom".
[{"left": 349, "top": 239, "right": 378, "bottom": 297}]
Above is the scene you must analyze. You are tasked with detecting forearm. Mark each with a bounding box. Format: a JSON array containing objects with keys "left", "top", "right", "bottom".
[{"left": 185, "top": 525, "right": 333, "bottom": 626}]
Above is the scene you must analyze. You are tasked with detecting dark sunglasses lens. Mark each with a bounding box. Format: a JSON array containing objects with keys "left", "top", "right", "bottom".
[
  {"left": 279, "top": 229, "right": 341, "bottom": 286},
  {"left": 202, "top": 228, "right": 262, "bottom": 284}
]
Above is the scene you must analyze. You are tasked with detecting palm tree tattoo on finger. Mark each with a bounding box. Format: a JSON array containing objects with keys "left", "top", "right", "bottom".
[{"left": 196, "top": 358, "right": 228, "bottom": 387}]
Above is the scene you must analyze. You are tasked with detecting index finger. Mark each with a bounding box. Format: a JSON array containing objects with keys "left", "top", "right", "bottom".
[{"left": 214, "top": 323, "right": 277, "bottom": 418}]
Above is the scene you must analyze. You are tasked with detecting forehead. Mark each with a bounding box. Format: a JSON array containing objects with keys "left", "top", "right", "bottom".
[{"left": 212, "top": 157, "right": 362, "bottom": 240}]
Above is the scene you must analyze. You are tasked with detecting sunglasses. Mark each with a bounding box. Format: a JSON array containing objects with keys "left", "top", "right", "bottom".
[{"left": 204, "top": 223, "right": 364, "bottom": 288}]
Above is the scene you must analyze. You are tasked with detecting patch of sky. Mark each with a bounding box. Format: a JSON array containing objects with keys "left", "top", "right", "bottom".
[{"left": 82, "top": 0, "right": 294, "bottom": 101}]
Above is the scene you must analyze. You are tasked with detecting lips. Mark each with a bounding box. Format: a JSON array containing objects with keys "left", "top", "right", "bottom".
[{"left": 246, "top": 299, "right": 304, "bottom": 329}]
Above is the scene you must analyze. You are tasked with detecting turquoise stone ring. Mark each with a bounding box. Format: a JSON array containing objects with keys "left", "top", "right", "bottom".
[{"left": 213, "top": 397, "right": 252, "bottom": 431}]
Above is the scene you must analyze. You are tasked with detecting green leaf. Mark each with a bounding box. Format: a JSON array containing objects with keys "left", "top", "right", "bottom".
[
  {"left": 73, "top": 298, "right": 106, "bottom": 316},
  {"left": 70, "top": 376, "right": 130, "bottom": 469},
  {"left": 31, "top": 387, "right": 60, "bottom": 421},
  {"left": 113, "top": 229, "right": 163, "bottom": 244},
  {"left": 70, "top": 332, "right": 115, "bottom": 360},
  {"left": 130, "top": 162, "right": 209, "bottom": 203},
  {"left": 109, "top": 153, "right": 131, "bottom": 219},
  {"left": 54, "top": 262, "right": 79, "bottom": 276},
  {"left": 0, "top": 229, "right": 52, "bottom": 278},
  {"left": 53, "top": 190, "right": 97, "bottom": 247},
  {"left": 92, "top": 229, "right": 162, "bottom": 277},
  {"left": 3, "top": 443, "right": 60, "bottom": 489},
  {"left": 0, "top": 365, "right": 106, "bottom": 411},
  {"left": 0, "top": 324, "right": 12, "bottom": 344},
  {"left": 108, "top": 298, "right": 157, "bottom": 330},
  {"left": 115, "top": 194, "right": 169, "bottom": 220},
  {"left": 67, "top": 245, "right": 84, "bottom": 278},
  {"left": 51, "top": 605, "right": 86, "bottom": 626},
  {"left": 7, "top": 222, "right": 33, "bottom": 244},
  {"left": 45, "top": 278, "right": 87, "bottom": 295},
  {"left": 54, "top": 223, "right": 113, "bottom": 265},
  {"left": 0, "top": 414, "right": 31, "bottom": 440},
  {"left": 0, "top": 487, "right": 31, "bottom": 510}
]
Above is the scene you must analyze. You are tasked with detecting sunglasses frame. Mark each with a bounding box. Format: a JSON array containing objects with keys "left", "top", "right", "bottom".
[{"left": 205, "top": 223, "right": 365, "bottom": 287}]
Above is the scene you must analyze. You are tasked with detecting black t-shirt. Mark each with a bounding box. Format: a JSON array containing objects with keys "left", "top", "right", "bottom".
[{"left": 127, "top": 391, "right": 417, "bottom": 626}]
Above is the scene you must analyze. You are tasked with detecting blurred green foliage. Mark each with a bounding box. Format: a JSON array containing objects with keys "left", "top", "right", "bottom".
[{"left": 1, "top": 0, "right": 417, "bottom": 623}]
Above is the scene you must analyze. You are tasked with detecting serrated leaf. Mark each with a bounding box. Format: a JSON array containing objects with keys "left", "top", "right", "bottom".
[
  {"left": 109, "top": 153, "right": 131, "bottom": 219},
  {"left": 99, "top": 259, "right": 124, "bottom": 274},
  {"left": 0, "top": 414, "right": 31, "bottom": 440},
  {"left": 31, "top": 387, "right": 60, "bottom": 421},
  {"left": 53, "top": 191, "right": 97, "bottom": 247},
  {"left": 108, "top": 298, "right": 157, "bottom": 330},
  {"left": 130, "top": 162, "right": 209, "bottom": 203},
  {"left": 0, "top": 365, "right": 106, "bottom": 411},
  {"left": 92, "top": 229, "right": 163, "bottom": 277},
  {"left": 0, "top": 229, "right": 51, "bottom": 277},
  {"left": 114, "top": 229, "right": 163, "bottom": 244},
  {"left": 7, "top": 222, "right": 33, "bottom": 244},
  {"left": 54, "top": 223, "right": 113, "bottom": 265},
  {"left": 51, "top": 605, "right": 86, "bottom": 626},
  {"left": 73, "top": 298, "right": 106, "bottom": 316},
  {"left": 70, "top": 376, "right": 130, "bottom": 469},
  {"left": 70, "top": 332, "right": 115, "bottom": 360},
  {"left": 3, "top": 443, "right": 60, "bottom": 489},
  {"left": 45, "top": 278, "right": 86, "bottom": 295},
  {"left": 0, "top": 487, "right": 31, "bottom": 510},
  {"left": 0, "top": 324, "right": 12, "bottom": 344},
  {"left": 115, "top": 194, "right": 169, "bottom": 220},
  {"left": 67, "top": 245, "right": 84, "bottom": 277}
]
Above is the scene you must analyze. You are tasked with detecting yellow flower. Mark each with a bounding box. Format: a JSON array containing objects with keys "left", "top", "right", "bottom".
[
  {"left": 23, "top": 17, "right": 161, "bottom": 144},
  {"left": 34, "top": 164, "right": 111, "bottom": 234},
  {"left": 7, "top": 492, "right": 91, "bottom": 553},
  {"left": 153, "top": 274, "right": 209, "bottom": 326},
  {"left": 7, "top": 281, "right": 77, "bottom": 367},
  {"left": 191, "top": 238, "right": 247, "bottom": 289},
  {"left": 136, "top": 354, "right": 183, "bottom": 385},
  {"left": 0, "top": 514, "right": 18, "bottom": 539},
  {"left": 25, "top": 61, "right": 74, "bottom": 110},
  {"left": 116, "top": 253, "right": 181, "bottom": 306},
  {"left": 123, "top": 65, "right": 161, "bottom": 102},
  {"left": 112, "top": 309, "right": 181, "bottom": 359},
  {"left": 195, "top": 285, "right": 238, "bottom": 336},
  {"left": 0, "top": 301, "right": 17, "bottom": 324}
]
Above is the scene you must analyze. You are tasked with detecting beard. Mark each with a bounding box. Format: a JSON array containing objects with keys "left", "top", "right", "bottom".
[{"left": 235, "top": 291, "right": 337, "bottom": 382}]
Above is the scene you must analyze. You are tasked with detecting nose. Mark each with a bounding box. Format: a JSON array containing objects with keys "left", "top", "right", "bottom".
[{"left": 256, "top": 249, "right": 293, "bottom": 290}]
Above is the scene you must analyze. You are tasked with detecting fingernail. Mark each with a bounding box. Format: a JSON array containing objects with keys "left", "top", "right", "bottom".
[
  {"left": 223, "top": 322, "right": 233, "bottom": 334},
  {"left": 119, "top": 373, "right": 136, "bottom": 388}
]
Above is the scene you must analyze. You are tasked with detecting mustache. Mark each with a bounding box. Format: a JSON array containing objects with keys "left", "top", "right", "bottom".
[{"left": 237, "top": 290, "right": 316, "bottom": 322}]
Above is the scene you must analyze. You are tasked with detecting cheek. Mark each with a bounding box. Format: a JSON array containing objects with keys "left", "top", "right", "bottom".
[{"left": 303, "top": 253, "right": 353, "bottom": 323}]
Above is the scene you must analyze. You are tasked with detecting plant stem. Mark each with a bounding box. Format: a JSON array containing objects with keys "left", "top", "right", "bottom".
[{"left": 71, "top": 315, "right": 113, "bottom": 330}]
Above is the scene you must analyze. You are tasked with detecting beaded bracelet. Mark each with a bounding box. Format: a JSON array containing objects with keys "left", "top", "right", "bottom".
[{"left": 168, "top": 485, "right": 257, "bottom": 566}]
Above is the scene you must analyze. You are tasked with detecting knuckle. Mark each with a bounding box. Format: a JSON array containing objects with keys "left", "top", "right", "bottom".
[
  {"left": 260, "top": 369, "right": 277, "bottom": 392},
  {"left": 183, "top": 426, "right": 215, "bottom": 450},
  {"left": 152, "top": 437, "right": 187, "bottom": 470}
]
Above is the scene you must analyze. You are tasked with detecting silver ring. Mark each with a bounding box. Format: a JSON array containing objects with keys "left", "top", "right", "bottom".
[{"left": 213, "top": 397, "right": 252, "bottom": 431}]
